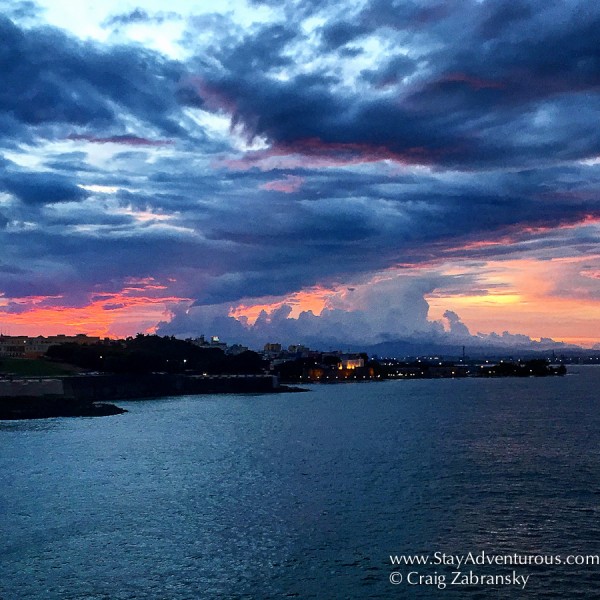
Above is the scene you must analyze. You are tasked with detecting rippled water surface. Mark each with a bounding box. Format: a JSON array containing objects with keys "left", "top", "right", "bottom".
[{"left": 1, "top": 367, "right": 599, "bottom": 599}]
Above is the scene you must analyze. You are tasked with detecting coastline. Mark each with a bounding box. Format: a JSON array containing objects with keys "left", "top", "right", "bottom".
[
  {"left": 0, "top": 396, "right": 127, "bottom": 420},
  {"left": 0, "top": 362, "right": 569, "bottom": 420},
  {"left": 0, "top": 374, "right": 307, "bottom": 420}
]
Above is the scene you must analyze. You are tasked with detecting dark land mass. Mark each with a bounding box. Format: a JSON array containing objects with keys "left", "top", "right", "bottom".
[
  {"left": 274, "top": 356, "right": 566, "bottom": 383},
  {"left": 0, "top": 375, "right": 304, "bottom": 420},
  {"left": 0, "top": 335, "right": 571, "bottom": 420},
  {"left": 0, "top": 357, "right": 80, "bottom": 377},
  {"left": 1, "top": 336, "right": 306, "bottom": 419},
  {"left": 0, "top": 396, "right": 126, "bottom": 420},
  {"left": 45, "top": 334, "right": 267, "bottom": 375},
  {"left": 356, "top": 339, "right": 599, "bottom": 362},
  {"left": 478, "top": 360, "right": 567, "bottom": 377}
]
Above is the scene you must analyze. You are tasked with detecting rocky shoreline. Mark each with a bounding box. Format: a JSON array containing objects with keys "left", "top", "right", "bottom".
[
  {"left": 0, "top": 396, "right": 127, "bottom": 420},
  {"left": 0, "top": 375, "right": 308, "bottom": 420}
]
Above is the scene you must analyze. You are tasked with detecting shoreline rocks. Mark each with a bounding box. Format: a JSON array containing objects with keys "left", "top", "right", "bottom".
[{"left": 0, "top": 396, "right": 126, "bottom": 420}]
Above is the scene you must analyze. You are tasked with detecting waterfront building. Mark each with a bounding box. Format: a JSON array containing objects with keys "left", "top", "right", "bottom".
[{"left": 0, "top": 334, "right": 101, "bottom": 358}]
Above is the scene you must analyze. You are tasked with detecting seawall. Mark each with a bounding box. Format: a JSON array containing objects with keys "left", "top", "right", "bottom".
[
  {"left": 61, "top": 373, "right": 280, "bottom": 400},
  {"left": 0, "top": 373, "right": 285, "bottom": 419}
]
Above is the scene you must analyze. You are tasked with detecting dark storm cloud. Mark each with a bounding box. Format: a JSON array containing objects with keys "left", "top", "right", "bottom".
[
  {"left": 1, "top": 2, "right": 599, "bottom": 343},
  {"left": 358, "top": 0, "right": 466, "bottom": 30},
  {"left": 0, "top": 16, "right": 189, "bottom": 138},
  {"left": 104, "top": 7, "right": 153, "bottom": 26},
  {"left": 220, "top": 24, "right": 299, "bottom": 73},
  {"left": 191, "top": 0, "right": 600, "bottom": 169},
  {"left": 40, "top": 208, "right": 133, "bottom": 228},
  {"left": 248, "top": 0, "right": 340, "bottom": 18},
  {"left": 202, "top": 186, "right": 591, "bottom": 261},
  {"left": 4, "top": 130, "right": 596, "bottom": 309},
  {"left": 320, "top": 21, "right": 369, "bottom": 50},
  {"left": 0, "top": 262, "right": 25, "bottom": 274},
  {"left": 360, "top": 54, "right": 417, "bottom": 87},
  {"left": 0, "top": 171, "right": 89, "bottom": 204},
  {"left": 44, "top": 152, "right": 103, "bottom": 174},
  {"left": 0, "top": 225, "right": 205, "bottom": 301},
  {"left": 68, "top": 134, "right": 173, "bottom": 146},
  {"left": 478, "top": 0, "right": 534, "bottom": 38},
  {"left": 81, "top": 156, "right": 593, "bottom": 306}
]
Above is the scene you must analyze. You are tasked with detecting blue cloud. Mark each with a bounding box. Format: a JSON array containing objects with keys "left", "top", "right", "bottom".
[
  {"left": 1, "top": 171, "right": 88, "bottom": 204},
  {"left": 0, "top": 2, "right": 598, "bottom": 344}
]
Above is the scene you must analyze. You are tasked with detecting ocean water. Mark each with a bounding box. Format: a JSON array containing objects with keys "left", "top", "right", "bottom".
[{"left": 1, "top": 367, "right": 599, "bottom": 599}]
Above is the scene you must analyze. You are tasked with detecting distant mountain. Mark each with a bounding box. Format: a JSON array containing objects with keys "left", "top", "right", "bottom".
[{"left": 347, "top": 338, "right": 585, "bottom": 360}]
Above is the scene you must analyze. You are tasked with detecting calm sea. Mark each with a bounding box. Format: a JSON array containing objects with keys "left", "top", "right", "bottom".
[{"left": 1, "top": 367, "right": 599, "bottom": 599}]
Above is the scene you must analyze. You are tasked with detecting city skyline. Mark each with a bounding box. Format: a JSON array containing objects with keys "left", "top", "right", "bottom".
[{"left": 0, "top": 0, "right": 599, "bottom": 348}]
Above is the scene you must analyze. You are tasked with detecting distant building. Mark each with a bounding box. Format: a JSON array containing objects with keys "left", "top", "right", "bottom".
[
  {"left": 227, "top": 343, "right": 250, "bottom": 356},
  {"left": 264, "top": 343, "right": 282, "bottom": 354},
  {"left": 191, "top": 335, "right": 228, "bottom": 351},
  {"left": 0, "top": 334, "right": 101, "bottom": 358},
  {"left": 209, "top": 336, "right": 227, "bottom": 351},
  {"left": 288, "top": 344, "right": 310, "bottom": 355},
  {"left": 339, "top": 354, "right": 364, "bottom": 370}
]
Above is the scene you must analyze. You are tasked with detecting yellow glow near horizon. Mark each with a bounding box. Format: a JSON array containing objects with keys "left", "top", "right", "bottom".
[
  {"left": 436, "top": 293, "right": 524, "bottom": 307},
  {"left": 427, "top": 255, "right": 600, "bottom": 345}
]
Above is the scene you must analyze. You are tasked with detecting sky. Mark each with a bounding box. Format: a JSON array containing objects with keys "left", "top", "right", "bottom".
[{"left": 0, "top": 0, "right": 598, "bottom": 350}]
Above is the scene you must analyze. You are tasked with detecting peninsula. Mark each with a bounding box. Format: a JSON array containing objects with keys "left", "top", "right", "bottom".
[{"left": 0, "top": 333, "right": 578, "bottom": 420}]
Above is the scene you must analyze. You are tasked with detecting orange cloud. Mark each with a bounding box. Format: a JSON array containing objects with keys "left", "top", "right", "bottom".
[
  {"left": 0, "top": 279, "right": 191, "bottom": 338},
  {"left": 427, "top": 255, "right": 600, "bottom": 346},
  {"left": 225, "top": 250, "right": 600, "bottom": 347},
  {"left": 229, "top": 287, "right": 332, "bottom": 324}
]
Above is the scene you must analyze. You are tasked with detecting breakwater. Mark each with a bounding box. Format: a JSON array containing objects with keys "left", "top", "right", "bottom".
[
  {"left": 0, "top": 373, "right": 280, "bottom": 401},
  {"left": 62, "top": 373, "right": 281, "bottom": 400},
  {"left": 0, "top": 373, "right": 283, "bottom": 419}
]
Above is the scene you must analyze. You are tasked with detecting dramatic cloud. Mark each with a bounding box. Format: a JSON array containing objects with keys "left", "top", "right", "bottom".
[
  {"left": 157, "top": 274, "right": 580, "bottom": 351},
  {"left": 0, "top": 1, "right": 598, "bottom": 346},
  {"left": 189, "top": 1, "right": 600, "bottom": 169},
  {"left": 0, "top": 15, "right": 189, "bottom": 139},
  {"left": 1, "top": 171, "right": 89, "bottom": 205}
]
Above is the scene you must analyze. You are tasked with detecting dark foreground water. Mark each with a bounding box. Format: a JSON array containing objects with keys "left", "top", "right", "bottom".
[{"left": 1, "top": 367, "right": 599, "bottom": 599}]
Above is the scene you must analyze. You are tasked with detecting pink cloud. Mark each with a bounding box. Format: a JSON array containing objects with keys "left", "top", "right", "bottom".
[
  {"left": 222, "top": 138, "right": 440, "bottom": 171},
  {"left": 260, "top": 175, "right": 304, "bottom": 193},
  {"left": 181, "top": 76, "right": 238, "bottom": 113}
]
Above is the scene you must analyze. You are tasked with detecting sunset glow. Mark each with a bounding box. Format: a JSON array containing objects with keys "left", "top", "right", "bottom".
[
  {"left": 0, "top": 280, "right": 191, "bottom": 338},
  {"left": 0, "top": 0, "right": 598, "bottom": 350}
]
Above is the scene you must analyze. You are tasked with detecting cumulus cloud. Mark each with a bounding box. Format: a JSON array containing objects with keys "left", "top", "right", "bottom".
[
  {"left": 0, "top": 3, "right": 598, "bottom": 344},
  {"left": 157, "top": 280, "right": 571, "bottom": 352},
  {"left": 442, "top": 310, "right": 471, "bottom": 338}
]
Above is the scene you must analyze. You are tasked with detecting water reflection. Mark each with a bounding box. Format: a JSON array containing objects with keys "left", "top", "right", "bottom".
[{"left": 1, "top": 369, "right": 599, "bottom": 599}]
